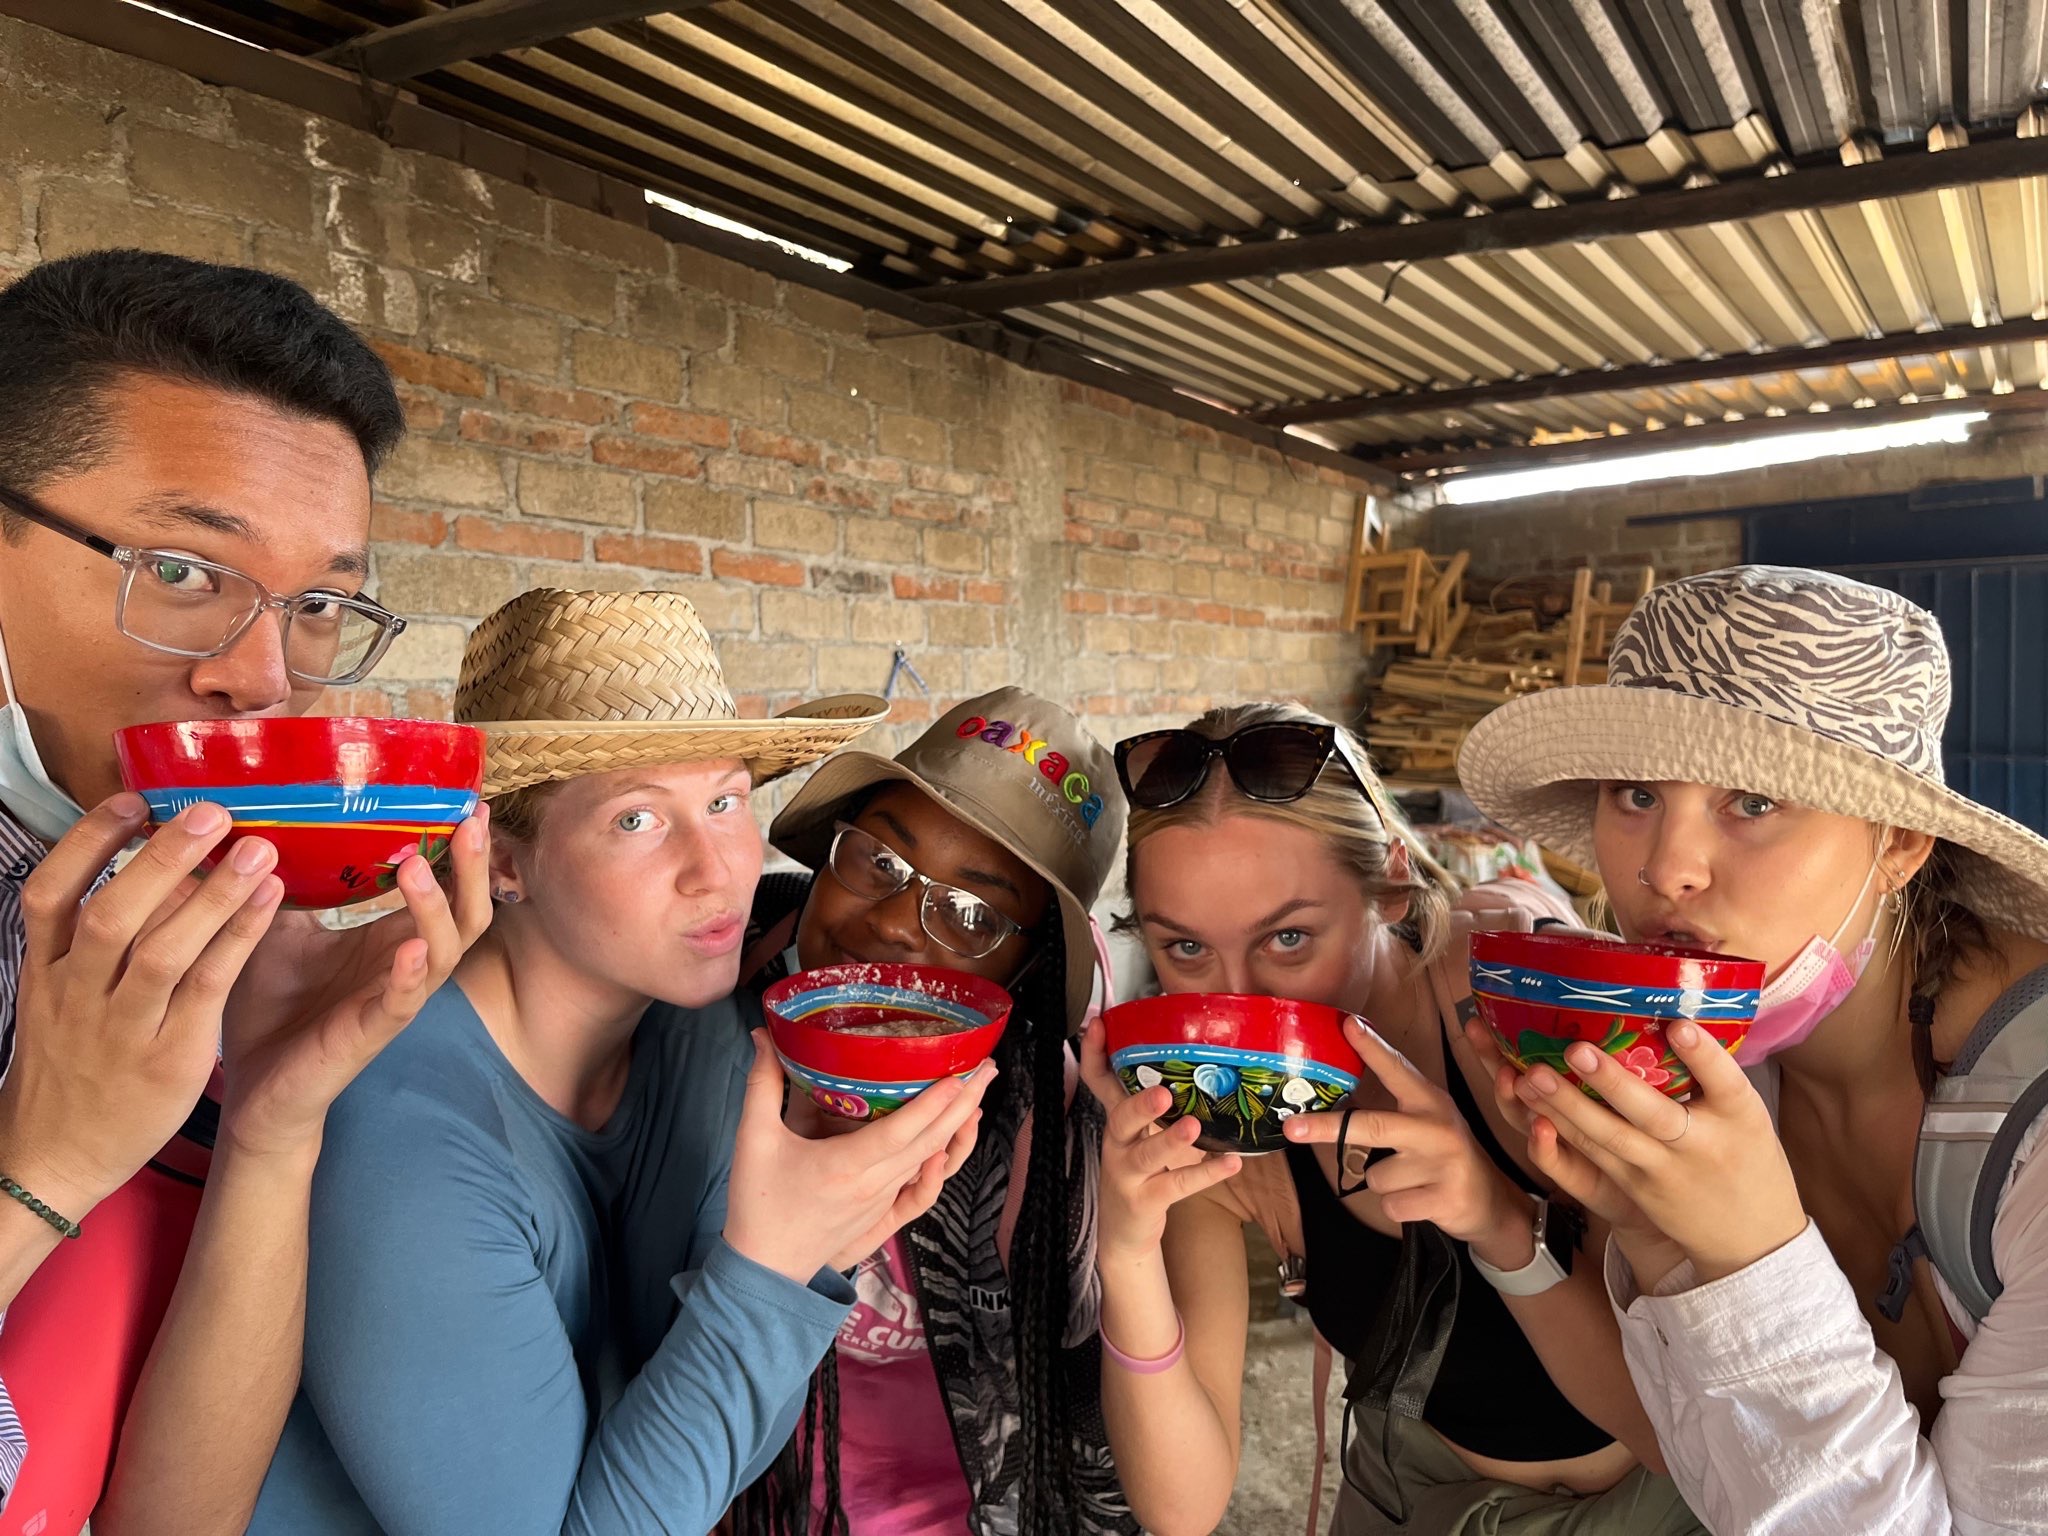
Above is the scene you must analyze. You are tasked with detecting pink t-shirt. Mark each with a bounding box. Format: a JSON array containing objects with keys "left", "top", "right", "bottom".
[{"left": 813, "top": 1235, "right": 973, "bottom": 1534}]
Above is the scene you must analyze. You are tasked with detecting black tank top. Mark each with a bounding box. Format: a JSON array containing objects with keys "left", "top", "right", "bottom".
[{"left": 1282, "top": 1010, "right": 1613, "bottom": 1462}]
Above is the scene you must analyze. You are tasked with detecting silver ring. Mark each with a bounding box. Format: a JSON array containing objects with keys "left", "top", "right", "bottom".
[
  {"left": 1655, "top": 1104, "right": 1691, "bottom": 1144},
  {"left": 1637, "top": 867, "right": 1652, "bottom": 887}
]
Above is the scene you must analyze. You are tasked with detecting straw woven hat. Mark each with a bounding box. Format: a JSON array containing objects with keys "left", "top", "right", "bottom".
[
  {"left": 1460, "top": 565, "right": 2048, "bottom": 942},
  {"left": 457, "top": 589, "right": 887, "bottom": 795}
]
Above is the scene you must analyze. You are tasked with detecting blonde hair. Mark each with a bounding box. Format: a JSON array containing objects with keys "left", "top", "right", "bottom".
[{"left": 1122, "top": 701, "right": 1459, "bottom": 964}]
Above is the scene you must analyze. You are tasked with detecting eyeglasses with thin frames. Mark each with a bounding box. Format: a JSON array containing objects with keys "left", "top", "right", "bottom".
[
  {"left": 825, "top": 822, "right": 1025, "bottom": 960},
  {"left": 0, "top": 483, "right": 406, "bottom": 686}
]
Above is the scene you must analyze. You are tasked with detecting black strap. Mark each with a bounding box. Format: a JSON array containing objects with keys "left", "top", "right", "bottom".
[
  {"left": 1339, "top": 1221, "right": 1461, "bottom": 1525},
  {"left": 178, "top": 1091, "right": 220, "bottom": 1152},
  {"left": 1877, "top": 1223, "right": 1930, "bottom": 1323}
]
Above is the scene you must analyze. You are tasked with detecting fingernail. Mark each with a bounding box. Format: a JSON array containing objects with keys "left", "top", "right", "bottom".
[
  {"left": 108, "top": 792, "right": 147, "bottom": 820},
  {"left": 1671, "top": 1022, "right": 1697, "bottom": 1047},
  {"left": 475, "top": 801, "right": 490, "bottom": 824},
  {"left": 1530, "top": 1069, "right": 1560, "bottom": 1096},
  {"left": 1515, "top": 1079, "right": 1541, "bottom": 1104},
  {"left": 1567, "top": 1044, "right": 1602, "bottom": 1074},
  {"left": 249, "top": 874, "right": 285, "bottom": 908},
  {"left": 230, "top": 837, "right": 275, "bottom": 874},
  {"left": 185, "top": 803, "right": 228, "bottom": 835}
]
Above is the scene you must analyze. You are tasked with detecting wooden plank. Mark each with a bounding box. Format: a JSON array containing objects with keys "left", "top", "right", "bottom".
[
  {"left": 909, "top": 134, "right": 2048, "bottom": 313},
  {"left": 316, "top": 0, "right": 722, "bottom": 84}
]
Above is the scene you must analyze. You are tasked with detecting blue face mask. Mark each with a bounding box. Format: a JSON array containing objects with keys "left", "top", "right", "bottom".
[{"left": 0, "top": 620, "right": 86, "bottom": 845}]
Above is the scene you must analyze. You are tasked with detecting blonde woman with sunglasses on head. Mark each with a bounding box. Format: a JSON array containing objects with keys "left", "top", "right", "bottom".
[{"left": 1077, "top": 703, "right": 1704, "bottom": 1536}]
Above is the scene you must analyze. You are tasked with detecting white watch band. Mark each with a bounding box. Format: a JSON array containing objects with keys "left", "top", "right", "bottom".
[{"left": 1469, "top": 1196, "right": 1570, "bottom": 1296}]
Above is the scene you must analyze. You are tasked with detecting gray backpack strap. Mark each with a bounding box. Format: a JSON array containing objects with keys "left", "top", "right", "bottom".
[{"left": 1911, "top": 963, "right": 2048, "bottom": 1323}]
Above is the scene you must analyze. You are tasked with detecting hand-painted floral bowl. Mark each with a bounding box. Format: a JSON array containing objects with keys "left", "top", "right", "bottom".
[
  {"left": 1102, "top": 992, "right": 1363, "bottom": 1155},
  {"left": 763, "top": 963, "right": 1011, "bottom": 1121},
  {"left": 1469, "top": 930, "right": 1765, "bottom": 1101},
  {"left": 113, "top": 717, "right": 484, "bottom": 911}
]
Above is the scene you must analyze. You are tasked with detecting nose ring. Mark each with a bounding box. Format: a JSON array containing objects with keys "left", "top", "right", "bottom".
[{"left": 1636, "top": 868, "right": 1651, "bottom": 886}]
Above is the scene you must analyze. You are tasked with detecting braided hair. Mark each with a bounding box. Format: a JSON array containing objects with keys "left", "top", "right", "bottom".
[
  {"left": 730, "top": 906, "right": 1080, "bottom": 1536},
  {"left": 1897, "top": 838, "right": 1993, "bottom": 1094}
]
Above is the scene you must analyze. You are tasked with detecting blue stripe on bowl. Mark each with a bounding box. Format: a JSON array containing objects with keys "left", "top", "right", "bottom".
[
  {"left": 138, "top": 783, "right": 479, "bottom": 825},
  {"left": 1468, "top": 962, "right": 1758, "bottom": 1018},
  {"left": 777, "top": 981, "right": 991, "bottom": 1030},
  {"left": 777, "top": 1057, "right": 934, "bottom": 1101},
  {"left": 1108, "top": 1043, "right": 1359, "bottom": 1091}
]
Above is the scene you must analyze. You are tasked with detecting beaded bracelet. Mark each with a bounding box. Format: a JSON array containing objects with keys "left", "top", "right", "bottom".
[
  {"left": 1101, "top": 1311, "right": 1185, "bottom": 1375},
  {"left": 0, "top": 1176, "right": 81, "bottom": 1240}
]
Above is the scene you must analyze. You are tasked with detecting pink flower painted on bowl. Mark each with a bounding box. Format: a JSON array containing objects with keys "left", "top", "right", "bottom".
[{"left": 1615, "top": 1043, "right": 1672, "bottom": 1089}]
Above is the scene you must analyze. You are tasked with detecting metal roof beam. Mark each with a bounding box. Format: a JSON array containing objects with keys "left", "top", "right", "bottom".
[
  {"left": 1376, "top": 388, "right": 2048, "bottom": 473},
  {"left": 909, "top": 132, "right": 2048, "bottom": 312},
  {"left": 316, "top": 0, "right": 722, "bottom": 84},
  {"left": 1258, "top": 315, "right": 2048, "bottom": 426}
]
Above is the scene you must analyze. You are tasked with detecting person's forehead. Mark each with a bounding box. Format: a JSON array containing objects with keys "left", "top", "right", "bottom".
[
  {"left": 1138, "top": 817, "right": 1340, "bottom": 898},
  {"left": 87, "top": 375, "right": 372, "bottom": 567}
]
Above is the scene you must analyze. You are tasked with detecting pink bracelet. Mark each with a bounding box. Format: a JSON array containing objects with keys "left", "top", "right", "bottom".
[{"left": 1100, "top": 1312, "right": 1186, "bottom": 1374}]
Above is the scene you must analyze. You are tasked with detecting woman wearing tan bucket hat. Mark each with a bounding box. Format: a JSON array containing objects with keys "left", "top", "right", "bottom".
[
  {"left": 1457, "top": 565, "right": 2048, "bottom": 1534},
  {"left": 728, "top": 688, "right": 1134, "bottom": 1536},
  {"left": 251, "top": 591, "right": 994, "bottom": 1536}
]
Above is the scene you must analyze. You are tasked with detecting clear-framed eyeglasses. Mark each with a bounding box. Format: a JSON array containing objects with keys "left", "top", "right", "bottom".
[
  {"left": 0, "top": 483, "right": 405, "bottom": 686},
  {"left": 825, "top": 822, "right": 1025, "bottom": 960}
]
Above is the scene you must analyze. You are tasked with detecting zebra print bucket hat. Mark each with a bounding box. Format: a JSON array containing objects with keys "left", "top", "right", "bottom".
[{"left": 1460, "top": 564, "right": 2048, "bottom": 941}]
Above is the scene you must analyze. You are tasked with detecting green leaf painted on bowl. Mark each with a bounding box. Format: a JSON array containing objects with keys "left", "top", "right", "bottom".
[
  {"left": 1118, "top": 1057, "right": 1346, "bottom": 1147},
  {"left": 371, "top": 830, "right": 458, "bottom": 893}
]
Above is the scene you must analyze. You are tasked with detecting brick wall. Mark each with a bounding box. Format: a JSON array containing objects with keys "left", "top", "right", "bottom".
[
  {"left": 1425, "top": 411, "right": 2048, "bottom": 589},
  {"left": 0, "top": 14, "right": 1398, "bottom": 817}
]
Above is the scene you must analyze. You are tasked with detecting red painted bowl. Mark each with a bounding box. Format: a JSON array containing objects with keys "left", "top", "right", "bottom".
[
  {"left": 1102, "top": 992, "right": 1364, "bottom": 1154},
  {"left": 763, "top": 963, "right": 1011, "bottom": 1121},
  {"left": 1469, "top": 930, "right": 1765, "bottom": 1100},
  {"left": 114, "top": 717, "right": 484, "bottom": 910}
]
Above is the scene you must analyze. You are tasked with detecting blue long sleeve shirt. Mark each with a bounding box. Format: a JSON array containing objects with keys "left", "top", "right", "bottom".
[{"left": 250, "top": 981, "right": 852, "bottom": 1535}]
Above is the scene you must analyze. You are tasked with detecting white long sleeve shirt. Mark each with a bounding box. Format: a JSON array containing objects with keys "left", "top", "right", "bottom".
[{"left": 1608, "top": 1068, "right": 2048, "bottom": 1535}]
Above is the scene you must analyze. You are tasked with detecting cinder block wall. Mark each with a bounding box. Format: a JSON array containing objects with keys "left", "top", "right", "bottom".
[{"left": 0, "top": 14, "right": 1400, "bottom": 808}]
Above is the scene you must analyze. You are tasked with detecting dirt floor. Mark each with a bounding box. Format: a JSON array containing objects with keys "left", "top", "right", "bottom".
[
  {"left": 1216, "top": 1313, "right": 1346, "bottom": 1536},
  {"left": 1212, "top": 1223, "right": 1346, "bottom": 1536}
]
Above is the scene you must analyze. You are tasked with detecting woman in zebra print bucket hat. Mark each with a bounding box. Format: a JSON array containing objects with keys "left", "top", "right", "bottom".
[{"left": 1459, "top": 564, "right": 2048, "bottom": 1534}]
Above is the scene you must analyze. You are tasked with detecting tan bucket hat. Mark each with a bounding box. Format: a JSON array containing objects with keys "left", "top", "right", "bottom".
[
  {"left": 1460, "top": 564, "right": 2048, "bottom": 942},
  {"left": 769, "top": 687, "right": 1128, "bottom": 1032},
  {"left": 458, "top": 589, "right": 887, "bottom": 795}
]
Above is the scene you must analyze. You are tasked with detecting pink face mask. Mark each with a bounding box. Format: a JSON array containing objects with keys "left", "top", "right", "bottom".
[{"left": 1734, "top": 861, "right": 1885, "bottom": 1066}]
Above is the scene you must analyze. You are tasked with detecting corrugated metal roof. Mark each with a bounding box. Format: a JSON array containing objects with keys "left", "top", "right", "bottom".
[{"left": 155, "top": 0, "right": 2048, "bottom": 471}]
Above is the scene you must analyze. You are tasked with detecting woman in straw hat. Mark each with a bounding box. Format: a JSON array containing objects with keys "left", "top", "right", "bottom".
[
  {"left": 1457, "top": 564, "right": 2048, "bottom": 1533},
  {"left": 251, "top": 590, "right": 994, "bottom": 1535},
  {"left": 1081, "top": 700, "right": 1699, "bottom": 1536},
  {"left": 727, "top": 687, "right": 1133, "bottom": 1536}
]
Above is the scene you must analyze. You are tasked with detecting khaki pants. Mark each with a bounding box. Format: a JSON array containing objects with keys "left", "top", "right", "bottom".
[{"left": 1324, "top": 1225, "right": 1705, "bottom": 1536}]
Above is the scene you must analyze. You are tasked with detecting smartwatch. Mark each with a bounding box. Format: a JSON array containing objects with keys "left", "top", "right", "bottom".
[{"left": 1470, "top": 1195, "right": 1574, "bottom": 1297}]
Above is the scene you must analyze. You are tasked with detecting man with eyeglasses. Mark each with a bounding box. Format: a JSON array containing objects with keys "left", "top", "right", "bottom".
[{"left": 0, "top": 250, "right": 488, "bottom": 1536}]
